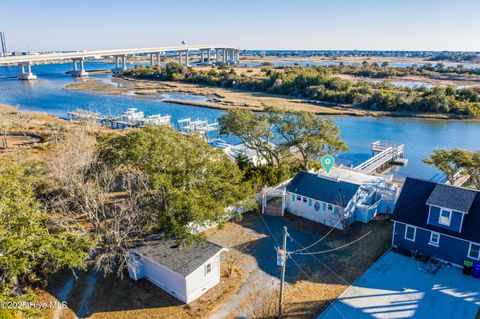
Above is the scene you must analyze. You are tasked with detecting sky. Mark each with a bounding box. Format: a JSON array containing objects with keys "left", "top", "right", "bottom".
[{"left": 2, "top": 0, "right": 480, "bottom": 52}]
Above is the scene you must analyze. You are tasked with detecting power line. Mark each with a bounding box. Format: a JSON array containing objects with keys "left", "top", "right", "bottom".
[
  {"left": 288, "top": 218, "right": 342, "bottom": 254},
  {"left": 286, "top": 243, "right": 349, "bottom": 319},
  {"left": 289, "top": 231, "right": 372, "bottom": 256},
  {"left": 257, "top": 212, "right": 352, "bottom": 318},
  {"left": 287, "top": 231, "right": 352, "bottom": 286}
]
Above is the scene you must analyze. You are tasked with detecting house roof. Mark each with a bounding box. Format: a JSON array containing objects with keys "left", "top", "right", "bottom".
[
  {"left": 132, "top": 235, "right": 224, "bottom": 277},
  {"left": 286, "top": 171, "right": 360, "bottom": 207},
  {"left": 426, "top": 183, "right": 476, "bottom": 213},
  {"left": 393, "top": 177, "right": 480, "bottom": 243}
]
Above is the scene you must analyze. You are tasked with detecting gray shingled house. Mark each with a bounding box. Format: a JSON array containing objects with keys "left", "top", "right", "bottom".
[{"left": 126, "top": 235, "right": 226, "bottom": 303}]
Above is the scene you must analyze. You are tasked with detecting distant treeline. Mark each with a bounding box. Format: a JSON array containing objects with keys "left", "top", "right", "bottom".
[
  {"left": 123, "top": 63, "right": 480, "bottom": 117},
  {"left": 324, "top": 62, "right": 480, "bottom": 78},
  {"left": 427, "top": 52, "right": 480, "bottom": 63}
]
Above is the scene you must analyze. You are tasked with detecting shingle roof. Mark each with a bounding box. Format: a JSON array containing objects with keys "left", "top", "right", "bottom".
[
  {"left": 286, "top": 171, "right": 360, "bottom": 207},
  {"left": 426, "top": 183, "right": 476, "bottom": 213},
  {"left": 393, "top": 177, "right": 480, "bottom": 243},
  {"left": 132, "top": 235, "right": 224, "bottom": 277}
]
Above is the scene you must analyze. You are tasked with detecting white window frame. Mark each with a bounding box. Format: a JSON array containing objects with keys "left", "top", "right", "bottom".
[
  {"left": 468, "top": 243, "right": 480, "bottom": 260},
  {"left": 438, "top": 209, "right": 452, "bottom": 226},
  {"left": 429, "top": 232, "right": 440, "bottom": 246},
  {"left": 204, "top": 263, "right": 212, "bottom": 275},
  {"left": 404, "top": 225, "right": 416, "bottom": 241},
  {"left": 327, "top": 204, "right": 333, "bottom": 212}
]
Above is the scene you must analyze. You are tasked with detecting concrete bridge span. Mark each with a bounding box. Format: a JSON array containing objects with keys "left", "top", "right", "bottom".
[{"left": 0, "top": 44, "right": 240, "bottom": 80}]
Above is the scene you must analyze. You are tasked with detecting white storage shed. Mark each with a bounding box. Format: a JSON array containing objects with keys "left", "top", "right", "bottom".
[{"left": 126, "top": 235, "right": 226, "bottom": 304}]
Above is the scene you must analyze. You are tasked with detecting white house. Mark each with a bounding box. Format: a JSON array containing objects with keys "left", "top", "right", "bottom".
[
  {"left": 281, "top": 167, "right": 400, "bottom": 230},
  {"left": 126, "top": 235, "right": 226, "bottom": 304}
]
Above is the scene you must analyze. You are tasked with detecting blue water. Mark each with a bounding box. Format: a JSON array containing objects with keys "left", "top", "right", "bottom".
[{"left": 1, "top": 62, "right": 480, "bottom": 182}]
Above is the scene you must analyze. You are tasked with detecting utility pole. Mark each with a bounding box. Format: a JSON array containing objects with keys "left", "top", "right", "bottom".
[{"left": 278, "top": 226, "right": 287, "bottom": 318}]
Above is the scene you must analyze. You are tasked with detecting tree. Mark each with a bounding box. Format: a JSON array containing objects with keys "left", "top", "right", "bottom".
[
  {"left": 423, "top": 149, "right": 472, "bottom": 185},
  {"left": 218, "top": 108, "right": 280, "bottom": 166},
  {"left": 266, "top": 107, "right": 348, "bottom": 169},
  {"left": 0, "top": 157, "right": 92, "bottom": 296},
  {"left": 97, "top": 126, "right": 256, "bottom": 241},
  {"left": 465, "top": 150, "right": 480, "bottom": 189}
]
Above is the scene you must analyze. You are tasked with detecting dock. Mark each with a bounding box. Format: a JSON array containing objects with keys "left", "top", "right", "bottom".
[
  {"left": 178, "top": 118, "right": 218, "bottom": 140},
  {"left": 354, "top": 141, "right": 407, "bottom": 173},
  {"left": 69, "top": 108, "right": 172, "bottom": 129},
  {"left": 67, "top": 109, "right": 105, "bottom": 123},
  {"left": 448, "top": 169, "right": 470, "bottom": 187}
]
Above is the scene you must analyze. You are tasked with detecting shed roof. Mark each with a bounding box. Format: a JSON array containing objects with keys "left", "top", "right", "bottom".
[
  {"left": 132, "top": 235, "right": 224, "bottom": 277},
  {"left": 393, "top": 177, "right": 480, "bottom": 243},
  {"left": 286, "top": 171, "right": 360, "bottom": 207},
  {"left": 426, "top": 183, "right": 476, "bottom": 213}
]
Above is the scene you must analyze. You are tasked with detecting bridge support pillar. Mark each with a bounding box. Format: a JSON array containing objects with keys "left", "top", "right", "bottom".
[
  {"left": 149, "top": 52, "right": 161, "bottom": 66},
  {"left": 178, "top": 51, "right": 183, "bottom": 64},
  {"left": 200, "top": 49, "right": 205, "bottom": 64},
  {"left": 229, "top": 49, "right": 235, "bottom": 65},
  {"left": 72, "top": 58, "right": 88, "bottom": 77},
  {"left": 223, "top": 48, "right": 227, "bottom": 64},
  {"left": 18, "top": 62, "right": 37, "bottom": 80},
  {"left": 207, "top": 49, "right": 212, "bottom": 65},
  {"left": 235, "top": 49, "right": 240, "bottom": 64},
  {"left": 185, "top": 50, "right": 189, "bottom": 66},
  {"left": 215, "top": 49, "right": 219, "bottom": 65},
  {"left": 112, "top": 55, "right": 127, "bottom": 74}
]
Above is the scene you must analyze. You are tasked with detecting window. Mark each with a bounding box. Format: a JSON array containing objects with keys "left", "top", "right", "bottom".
[
  {"left": 468, "top": 243, "right": 480, "bottom": 260},
  {"left": 405, "top": 225, "right": 416, "bottom": 241},
  {"left": 302, "top": 196, "right": 307, "bottom": 203},
  {"left": 296, "top": 195, "right": 301, "bottom": 201},
  {"left": 439, "top": 209, "right": 451, "bottom": 226},
  {"left": 429, "top": 232, "right": 440, "bottom": 246},
  {"left": 323, "top": 203, "right": 327, "bottom": 211},
  {"left": 291, "top": 194, "right": 296, "bottom": 202},
  {"left": 327, "top": 204, "right": 333, "bottom": 212},
  {"left": 204, "top": 263, "right": 212, "bottom": 275},
  {"left": 308, "top": 198, "right": 313, "bottom": 207}
]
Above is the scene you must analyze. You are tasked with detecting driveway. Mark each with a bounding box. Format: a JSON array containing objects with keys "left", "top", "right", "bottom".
[
  {"left": 319, "top": 251, "right": 480, "bottom": 319},
  {"left": 207, "top": 212, "right": 392, "bottom": 318}
]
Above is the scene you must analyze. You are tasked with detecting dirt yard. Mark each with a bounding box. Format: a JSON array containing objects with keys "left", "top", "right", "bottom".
[
  {"left": 38, "top": 261, "right": 243, "bottom": 319},
  {"left": 207, "top": 212, "right": 393, "bottom": 319}
]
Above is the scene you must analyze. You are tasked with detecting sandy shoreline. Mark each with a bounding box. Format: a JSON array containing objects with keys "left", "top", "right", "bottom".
[{"left": 63, "top": 77, "right": 478, "bottom": 121}]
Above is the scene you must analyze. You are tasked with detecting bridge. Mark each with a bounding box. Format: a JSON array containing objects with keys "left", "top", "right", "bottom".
[
  {"left": 0, "top": 44, "right": 240, "bottom": 80},
  {"left": 354, "top": 141, "right": 407, "bottom": 173}
]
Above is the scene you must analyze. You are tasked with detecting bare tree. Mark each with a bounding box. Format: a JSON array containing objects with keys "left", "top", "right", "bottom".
[{"left": 49, "top": 129, "right": 152, "bottom": 276}]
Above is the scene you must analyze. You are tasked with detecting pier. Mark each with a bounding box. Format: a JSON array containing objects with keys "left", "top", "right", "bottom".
[
  {"left": 0, "top": 44, "right": 241, "bottom": 80},
  {"left": 354, "top": 141, "right": 407, "bottom": 173}
]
